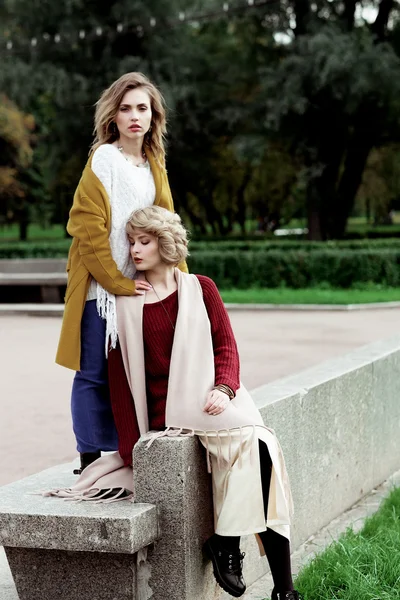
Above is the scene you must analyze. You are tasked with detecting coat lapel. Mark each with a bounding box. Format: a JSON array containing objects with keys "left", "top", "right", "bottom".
[{"left": 145, "top": 148, "right": 162, "bottom": 205}]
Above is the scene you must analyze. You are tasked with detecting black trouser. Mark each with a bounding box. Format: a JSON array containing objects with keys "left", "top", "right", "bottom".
[{"left": 215, "top": 440, "right": 294, "bottom": 593}]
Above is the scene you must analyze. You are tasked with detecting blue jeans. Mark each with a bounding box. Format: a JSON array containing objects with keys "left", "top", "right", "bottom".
[{"left": 71, "top": 300, "right": 118, "bottom": 453}]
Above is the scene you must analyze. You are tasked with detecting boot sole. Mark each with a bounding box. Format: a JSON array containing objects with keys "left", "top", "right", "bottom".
[{"left": 203, "top": 539, "right": 246, "bottom": 598}]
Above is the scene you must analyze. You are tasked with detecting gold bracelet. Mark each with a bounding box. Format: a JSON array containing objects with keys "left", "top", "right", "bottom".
[{"left": 214, "top": 384, "right": 235, "bottom": 400}]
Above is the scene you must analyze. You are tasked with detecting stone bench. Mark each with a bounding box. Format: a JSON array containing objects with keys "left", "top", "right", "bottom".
[
  {"left": 0, "top": 436, "right": 235, "bottom": 600},
  {"left": 0, "top": 259, "right": 67, "bottom": 303},
  {"left": 0, "top": 462, "right": 157, "bottom": 600}
]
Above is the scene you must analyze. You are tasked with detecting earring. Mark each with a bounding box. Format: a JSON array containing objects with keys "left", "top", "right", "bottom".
[
  {"left": 111, "top": 122, "right": 118, "bottom": 135},
  {"left": 148, "top": 124, "right": 152, "bottom": 134}
]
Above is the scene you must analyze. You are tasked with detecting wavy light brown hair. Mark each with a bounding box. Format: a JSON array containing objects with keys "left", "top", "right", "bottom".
[
  {"left": 126, "top": 206, "right": 189, "bottom": 266},
  {"left": 91, "top": 72, "right": 167, "bottom": 165}
]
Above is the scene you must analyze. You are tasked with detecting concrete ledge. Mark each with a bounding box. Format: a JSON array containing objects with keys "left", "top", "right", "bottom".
[
  {"left": 0, "top": 304, "right": 64, "bottom": 317},
  {"left": 1, "top": 302, "right": 400, "bottom": 318},
  {"left": 225, "top": 301, "right": 400, "bottom": 310},
  {"left": 0, "top": 462, "right": 158, "bottom": 555},
  {"left": 0, "top": 259, "right": 67, "bottom": 273},
  {"left": 253, "top": 335, "right": 400, "bottom": 551},
  {"left": 0, "top": 273, "right": 67, "bottom": 285}
]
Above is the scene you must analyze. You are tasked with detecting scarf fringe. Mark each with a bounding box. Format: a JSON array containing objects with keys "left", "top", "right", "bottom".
[
  {"left": 96, "top": 284, "right": 118, "bottom": 356},
  {"left": 39, "top": 487, "right": 134, "bottom": 503},
  {"left": 145, "top": 424, "right": 266, "bottom": 475}
]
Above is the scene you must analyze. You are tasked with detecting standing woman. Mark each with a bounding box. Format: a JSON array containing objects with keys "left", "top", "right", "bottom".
[{"left": 56, "top": 72, "right": 187, "bottom": 474}]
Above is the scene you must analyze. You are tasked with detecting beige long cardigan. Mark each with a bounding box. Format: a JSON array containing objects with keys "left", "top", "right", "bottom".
[{"left": 117, "top": 269, "right": 293, "bottom": 539}]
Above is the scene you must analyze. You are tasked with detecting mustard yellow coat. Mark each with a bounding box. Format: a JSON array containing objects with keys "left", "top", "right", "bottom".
[{"left": 56, "top": 147, "right": 188, "bottom": 371}]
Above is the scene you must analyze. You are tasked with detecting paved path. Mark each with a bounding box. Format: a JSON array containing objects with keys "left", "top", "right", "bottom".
[{"left": 1, "top": 308, "right": 399, "bottom": 487}]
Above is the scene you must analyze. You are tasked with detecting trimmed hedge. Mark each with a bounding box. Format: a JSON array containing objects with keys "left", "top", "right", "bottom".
[
  {"left": 190, "top": 238, "right": 400, "bottom": 252},
  {"left": 3, "top": 237, "right": 400, "bottom": 258},
  {"left": 187, "top": 249, "right": 400, "bottom": 289},
  {"left": 1, "top": 242, "right": 400, "bottom": 289}
]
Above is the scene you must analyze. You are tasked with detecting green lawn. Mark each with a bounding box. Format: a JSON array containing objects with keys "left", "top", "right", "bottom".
[
  {"left": 220, "top": 287, "right": 400, "bottom": 304},
  {"left": 0, "top": 223, "right": 66, "bottom": 242},
  {"left": 291, "top": 486, "right": 400, "bottom": 600}
]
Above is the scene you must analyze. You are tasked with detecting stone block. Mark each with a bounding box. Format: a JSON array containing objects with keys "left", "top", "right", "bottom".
[
  {"left": 133, "top": 435, "right": 217, "bottom": 600},
  {"left": 5, "top": 547, "right": 136, "bottom": 600},
  {"left": 0, "top": 462, "right": 158, "bottom": 600},
  {"left": 0, "top": 462, "right": 158, "bottom": 554}
]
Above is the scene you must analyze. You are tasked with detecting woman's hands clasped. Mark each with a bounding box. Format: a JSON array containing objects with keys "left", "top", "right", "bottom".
[{"left": 203, "top": 389, "right": 230, "bottom": 416}]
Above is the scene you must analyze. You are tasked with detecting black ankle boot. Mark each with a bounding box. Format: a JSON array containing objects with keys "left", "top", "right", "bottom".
[
  {"left": 73, "top": 451, "right": 101, "bottom": 475},
  {"left": 271, "top": 589, "right": 303, "bottom": 600},
  {"left": 203, "top": 536, "right": 246, "bottom": 598}
]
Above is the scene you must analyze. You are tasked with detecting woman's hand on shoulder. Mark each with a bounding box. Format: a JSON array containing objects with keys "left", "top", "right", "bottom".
[
  {"left": 203, "top": 389, "right": 230, "bottom": 416},
  {"left": 134, "top": 280, "right": 153, "bottom": 296}
]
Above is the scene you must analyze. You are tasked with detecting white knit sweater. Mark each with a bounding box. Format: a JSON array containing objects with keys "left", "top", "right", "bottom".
[{"left": 87, "top": 143, "right": 156, "bottom": 350}]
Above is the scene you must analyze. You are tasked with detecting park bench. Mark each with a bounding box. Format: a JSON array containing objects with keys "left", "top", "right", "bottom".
[
  {"left": 0, "top": 436, "right": 241, "bottom": 600},
  {"left": 0, "top": 259, "right": 67, "bottom": 303}
]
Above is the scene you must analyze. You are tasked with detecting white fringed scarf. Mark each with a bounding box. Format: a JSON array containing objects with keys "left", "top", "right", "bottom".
[
  {"left": 116, "top": 269, "right": 293, "bottom": 537},
  {"left": 91, "top": 145, "right": 154, "bottom": 354},
  {"left": 117, "top": 269, "right": 266, "bottom": 437}
]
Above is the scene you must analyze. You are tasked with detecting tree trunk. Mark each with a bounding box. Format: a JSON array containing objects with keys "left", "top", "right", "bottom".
[
  {"left": 181, "top": 202, "right": 207, "bottom": 235},
  {"left": 331, "top": 135, "right": 374, "bottom": 239},
  {"left": 18, "top": 217, "right": 29, "bottom": 242},
  {"left": 307, "top": 204, "right": 322, "bottom": 240},
  {"left": 343, "top": 0, "right": 358, "bottom": 31},
  {"left": 294, "top": 0, "right": 311, "bottom": 36},
  {"left": 305, "top": 123, "right": 348, "bottom": 239},
  {"left": 236, "top": 167, "right": 252, "bottom": 235},
  {"left": 371, "top": 0, "right": 395, "bottom": 41},
  {"left": 200, "top": 190, "right": 222, "bottom": 235},
  {"left": 366, "top": 196, "right": 371, "bottom": 225}
]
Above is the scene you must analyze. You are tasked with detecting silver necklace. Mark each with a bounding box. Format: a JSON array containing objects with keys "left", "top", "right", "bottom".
[
  {"left": 118, "top": 145, "right": 147, "bottom": 167},
  {"left": 145, "top": 278, "right": 176, "bottom": 331}
]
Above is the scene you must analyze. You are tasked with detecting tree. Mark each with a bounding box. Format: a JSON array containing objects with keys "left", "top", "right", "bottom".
[
  {"left": 0, "top": 1, "right": 284, "bottom": 235},
  {"left": 4, "top": 0, "right": 400, "bottom": 239},
  {"left": 0, "top": 95, "right": 35, "bottom": 239},
  {"left": 264, "top": 0, "right": 400, "bottom": 239}
]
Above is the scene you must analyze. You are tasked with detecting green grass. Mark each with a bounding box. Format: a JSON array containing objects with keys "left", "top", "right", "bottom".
[
  {"left": 292, "top": 486, "right": 400, "bottom": 599},
  {"left": 0, "top": 223, "right": 66, "bottom": 242},
  {"left": 220, "top": 286, "right": 400, "bottom": 304}
]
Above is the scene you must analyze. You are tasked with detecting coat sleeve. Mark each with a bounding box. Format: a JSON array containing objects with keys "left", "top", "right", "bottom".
[
  {"left": 158, "top": 169, "right": 189, "bottom": 274},
  {"left": 67, "top": 191, "right": 136, "bottom": 296}
]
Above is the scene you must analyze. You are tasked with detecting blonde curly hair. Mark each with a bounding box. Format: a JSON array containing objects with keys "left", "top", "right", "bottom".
[
  {"left": 126, "top": 206, "right": 189, "bottom": 266},
  {"left": 91, "top": 72, "right": 167, "bottom": 166}
]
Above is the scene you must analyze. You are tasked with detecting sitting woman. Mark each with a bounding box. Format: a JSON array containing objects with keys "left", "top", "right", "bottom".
[{"left": 106, "top": 205, "right": 301, "bottom": 600}]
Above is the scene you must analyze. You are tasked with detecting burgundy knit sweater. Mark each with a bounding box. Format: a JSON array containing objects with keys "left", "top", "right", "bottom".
[{"left": 108, "top": 275, "right": 240, "bottom": 465}]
